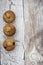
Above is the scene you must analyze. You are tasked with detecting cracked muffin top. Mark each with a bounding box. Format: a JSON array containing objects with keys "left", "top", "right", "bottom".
[
  {"left": 3, "top": 10, "right": 16, "bottom": 23},
  {"left": 3, "top": 24, "right": 16, "bottom": 36},
  {"left": 3, "top": 38, "right": 15, "bottom": 51}
]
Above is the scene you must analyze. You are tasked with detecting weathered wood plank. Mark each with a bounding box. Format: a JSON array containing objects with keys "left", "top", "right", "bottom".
[
  {"left": 24, "top": 0, "right": 43, "bottom": 65},
  {"left": 1, "top": 0, "right": 43, "bottom": 65},
  {"left": 0, "top": 0, "right": 24, "bottom": 65}
]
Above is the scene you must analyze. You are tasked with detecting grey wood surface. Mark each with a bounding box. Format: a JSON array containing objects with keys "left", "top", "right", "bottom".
[
  {"left": 0, "top": 0, "right": 43, "bottom": 65},
  {"left": 24, "top": 0, "right": 43, "bottom": 65},
  {"left": 0, "top": 0, "right": 24, "bottom": 65}
]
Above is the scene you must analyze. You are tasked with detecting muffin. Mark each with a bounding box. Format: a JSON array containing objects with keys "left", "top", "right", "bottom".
[
  {"left": 3, "top": 10, "right": 16, "bottom": 23},
  {"left": 3, "top": 38, "right": 15, "bottom": 51},
  {"left": 3, "top": 24, "right": 16, "bottom": 36}
]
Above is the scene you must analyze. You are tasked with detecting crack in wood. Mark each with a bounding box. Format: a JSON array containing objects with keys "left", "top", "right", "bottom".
[{"left": 8, "top": 0, "right": 15, "bottom": 10}]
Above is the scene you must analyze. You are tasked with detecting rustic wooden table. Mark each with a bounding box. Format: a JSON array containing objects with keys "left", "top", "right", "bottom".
[
  {"left": 0, "top": 0, "right": 43, "bottom": 65},
  {"left": 24, "top": 0, "right": 43, "bottom": 65},
  {"left": 0, "top": 0, "right": 24, "bottom": 65}
]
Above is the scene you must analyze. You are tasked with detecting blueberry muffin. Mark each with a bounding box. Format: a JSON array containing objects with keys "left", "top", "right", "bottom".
[
  {"left": 3, "top": 24, "right": 16, "bottom": 36},
  {"left": 3, "top": 10, "right": 16, "bottom": 23},
  {"left": 3, "top": 38, "right": 15, "bottom": 51}
]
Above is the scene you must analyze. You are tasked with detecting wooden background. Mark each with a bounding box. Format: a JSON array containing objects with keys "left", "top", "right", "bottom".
[
  {"left": 24, "top": 0, "right": 43, "bottom": 65},
  {"left": 0, "top": 0, "right": 43, "bottom": 65},
  {"left": 0, "top": 0, "right": 24, "bottom": 65}
]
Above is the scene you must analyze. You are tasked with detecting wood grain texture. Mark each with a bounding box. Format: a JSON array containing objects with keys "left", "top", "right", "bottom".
[
  {"left": 0, "top": 0, "right": 24, "bottom": 65},
  {"left": 0, "top": 0, "right": 43, "bottom": 65},
  {"left": 24, "top": 0, "right": 43, "bottom": 65}
]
